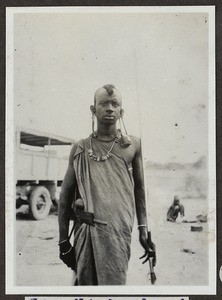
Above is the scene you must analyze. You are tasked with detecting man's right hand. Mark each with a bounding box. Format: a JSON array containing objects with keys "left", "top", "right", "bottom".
[{"left": 59, "top": 240, "right": 76, "bottom": 271}]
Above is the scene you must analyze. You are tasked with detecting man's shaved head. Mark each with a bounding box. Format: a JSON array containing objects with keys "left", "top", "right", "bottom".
[{"left": 94, "top": 84, "right": 122, "bottom": 105}]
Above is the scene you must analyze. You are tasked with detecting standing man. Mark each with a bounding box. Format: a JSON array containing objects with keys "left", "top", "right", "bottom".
[{"left": 58, "top": 84, "right": 155, "bottom": 285}]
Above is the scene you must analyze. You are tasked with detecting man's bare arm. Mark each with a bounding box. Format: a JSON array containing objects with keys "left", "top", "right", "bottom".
[
  {"left": 58, "top": 145, "right": 77, "bottom": 243},
  {"left": 132, "top": 137, "right": 147, "bottom": 227},
  {"left": 132, "top": 137, "right": 156, "bottom": 264}
]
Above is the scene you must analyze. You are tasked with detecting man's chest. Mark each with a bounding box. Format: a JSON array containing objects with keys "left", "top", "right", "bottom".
[
  {"left": 113, "top": 143, "right": 136, "bottom": 165},
  {"left": 85, "top": 138, "right": 136, "bottom": 165}
]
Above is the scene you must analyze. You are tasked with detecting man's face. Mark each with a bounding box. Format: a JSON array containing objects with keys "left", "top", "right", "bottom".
[{"left": 94, "top": 90, "right": 122, "bottom": 125}]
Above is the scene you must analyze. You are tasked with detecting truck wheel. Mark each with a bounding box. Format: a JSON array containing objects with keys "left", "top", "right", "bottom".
[{"left": 29, "top": 186, "right": 52, "bottom": 220}]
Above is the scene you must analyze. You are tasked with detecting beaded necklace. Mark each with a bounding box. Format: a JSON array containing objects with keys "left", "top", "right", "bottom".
[{"left": 88, "top": 136, "right": 119, "bottom": 162}]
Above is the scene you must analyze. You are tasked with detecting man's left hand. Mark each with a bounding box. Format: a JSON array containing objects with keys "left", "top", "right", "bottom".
[{"left": 139, "top": 229, "right": 156, "bottom": 266}]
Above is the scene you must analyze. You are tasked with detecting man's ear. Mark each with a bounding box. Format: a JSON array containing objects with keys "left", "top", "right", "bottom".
[
  {"left": 120, "top": 108, "right": 124, "bottom": 117},
  {"left": 90, "top": 105, "right": 96, "bottom": 114}
]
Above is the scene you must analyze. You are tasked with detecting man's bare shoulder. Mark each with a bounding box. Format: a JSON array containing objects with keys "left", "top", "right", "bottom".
[{"left": 129, "top": 135, "right": 141, "bottom": 153}]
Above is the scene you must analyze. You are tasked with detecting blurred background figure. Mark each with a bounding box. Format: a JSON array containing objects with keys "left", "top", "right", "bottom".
[{"left": 167, "top": 195, "right": 185, "bottom": 222}]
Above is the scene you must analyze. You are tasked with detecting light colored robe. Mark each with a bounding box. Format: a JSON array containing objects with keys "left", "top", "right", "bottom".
[{"left": 73, "top": 137, "right": 135, "bottom": 285}]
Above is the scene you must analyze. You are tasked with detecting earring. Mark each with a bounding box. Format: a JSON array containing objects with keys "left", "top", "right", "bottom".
[
  {"left": 118, "top": 119, "right": 122, "bottom": 134},
  {"left": 119, "top": 116, "right": 132, "bottom": 147},
  {"left": 92, "top": 113, "right": 95, "bottom": 133}
]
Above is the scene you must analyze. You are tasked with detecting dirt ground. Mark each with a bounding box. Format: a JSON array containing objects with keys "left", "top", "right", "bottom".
[{"left": 16, "top": 168, "right": 210, "bottom": 286}]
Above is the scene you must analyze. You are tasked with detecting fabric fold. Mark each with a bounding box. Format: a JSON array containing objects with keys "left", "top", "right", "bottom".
[{"left": 73, "top": 137, "right": 135, "bottom": 285}]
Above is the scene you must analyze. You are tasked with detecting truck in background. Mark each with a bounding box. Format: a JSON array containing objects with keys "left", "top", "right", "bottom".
[{"left": 16, "top": 128, "right": 75, "bottom": 220}]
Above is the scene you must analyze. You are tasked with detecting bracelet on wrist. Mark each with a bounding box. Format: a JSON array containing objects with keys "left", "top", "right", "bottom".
[
  {"left": 138, "top": 224, "right": 147, "bottom": 229},
  {"left": 59, "top": 239, "right": 72, "bottom": 253},
  {"left": 60, "top": 246, "right": 72, "bottom": 256},
  {"left": 58, "top": 239, "right": 68, "bottom": 245}
]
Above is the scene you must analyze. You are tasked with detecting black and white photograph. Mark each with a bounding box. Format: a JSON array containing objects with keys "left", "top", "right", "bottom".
[{"left": 5, "top": 6, "right": 216, "bottom": 296}]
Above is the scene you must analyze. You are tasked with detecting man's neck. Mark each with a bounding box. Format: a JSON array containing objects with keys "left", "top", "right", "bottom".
[{"left": 95, "top": 124, "right": 118, "bottom": 141}]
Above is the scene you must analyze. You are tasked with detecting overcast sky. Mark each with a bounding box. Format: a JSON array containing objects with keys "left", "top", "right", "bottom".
[{"left": 12, "top": 9, "right": 211, "bottom": 163}]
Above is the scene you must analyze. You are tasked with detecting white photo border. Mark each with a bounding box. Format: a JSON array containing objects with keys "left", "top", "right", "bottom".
[{"left": 6, "top": 5, "right": 216, "bottom": 295}]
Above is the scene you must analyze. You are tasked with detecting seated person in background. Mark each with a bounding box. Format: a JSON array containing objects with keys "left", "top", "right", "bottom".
[{"left": 167, "top": 195, "right": 185, "bottom": 222}]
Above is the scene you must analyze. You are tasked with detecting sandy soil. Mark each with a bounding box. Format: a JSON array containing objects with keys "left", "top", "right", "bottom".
[{"left": 16, "top": 168, "right": 210, "bottom": 286}]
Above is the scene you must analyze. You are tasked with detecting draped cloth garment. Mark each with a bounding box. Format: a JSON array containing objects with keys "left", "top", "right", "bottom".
[{"left": 73, "top": 137, "right": 135, "bottom": 285}]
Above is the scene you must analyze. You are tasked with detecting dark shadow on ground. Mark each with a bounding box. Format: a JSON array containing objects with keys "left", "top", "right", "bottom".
[{"left": 16, "top": 204, "right": 58, "bottom": 220}]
